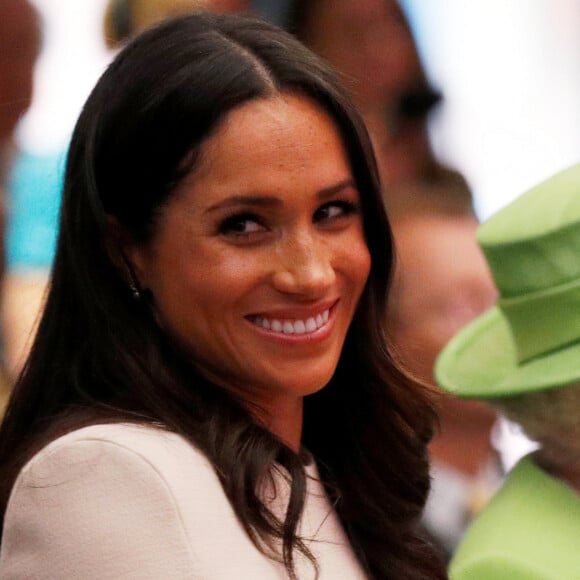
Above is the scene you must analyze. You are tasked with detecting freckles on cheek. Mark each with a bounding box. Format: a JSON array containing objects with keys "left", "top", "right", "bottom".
[
  {"left": 188, "top": 254, "right": 258, "bottom": 309},
  {"left": 221, "top": 258, "right": 251, "bottom": 278},
  {"left": 217, "top": 251, "right": 270, "bottom": 282}
]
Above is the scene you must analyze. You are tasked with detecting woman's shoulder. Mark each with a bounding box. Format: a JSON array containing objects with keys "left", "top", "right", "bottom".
[
  {"left": 23, "top": 422, "right": 210, "bottom": 470},
  {"left": 26, "top": 422, "right": 206, "bottom": 463},
  {"left": 1, "top": 423, "right": 237, "bottom": 579},
  {"left": 12, "top": 422, "right": 223, "bottom": 508}
]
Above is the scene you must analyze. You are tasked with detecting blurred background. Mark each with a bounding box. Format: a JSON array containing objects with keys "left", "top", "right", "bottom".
[
  {"left": 17, "top": 0, "right": 580, "bottom": 218},
  {"left": 403, "top": 0, "right": 580, "bottom": 219}
]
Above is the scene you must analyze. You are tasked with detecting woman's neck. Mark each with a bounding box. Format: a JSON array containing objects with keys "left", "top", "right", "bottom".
[{"left": 252, "top": 396, "right": 304, "bottom": 453}]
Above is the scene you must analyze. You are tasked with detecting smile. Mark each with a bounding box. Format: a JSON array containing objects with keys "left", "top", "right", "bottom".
[{"left": 247, "top": 309, "right": 330, "bottom": 335}]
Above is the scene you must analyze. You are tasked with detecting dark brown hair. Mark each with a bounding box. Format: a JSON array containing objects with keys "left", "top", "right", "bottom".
[{"left": 0, "top": 12, "right": 444, "bottom": 579}]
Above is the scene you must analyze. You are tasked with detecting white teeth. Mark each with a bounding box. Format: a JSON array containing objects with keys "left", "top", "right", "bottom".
[
  {"left": 294, "top": 320, "right": 306, "bottom": 334},
  {"left": 251, "top": 309, "right": 330, "bottom": 335}
]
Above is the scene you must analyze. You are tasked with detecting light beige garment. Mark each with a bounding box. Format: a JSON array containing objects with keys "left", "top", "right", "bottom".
[{"left": 0, "top": 423, "right": 368, "bottom": 579}]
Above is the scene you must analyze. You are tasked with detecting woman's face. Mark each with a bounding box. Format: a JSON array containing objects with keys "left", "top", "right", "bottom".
[{"left": 130, "top": 93, "right": 371, "bottom": 419}]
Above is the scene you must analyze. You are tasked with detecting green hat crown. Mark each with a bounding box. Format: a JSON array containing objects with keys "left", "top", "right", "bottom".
[{"left": 478, "top": 163, "right": 580, "bottom": 363}]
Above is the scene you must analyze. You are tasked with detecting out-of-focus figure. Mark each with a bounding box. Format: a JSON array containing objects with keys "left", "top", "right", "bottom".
[
  {"left": 388, "top": 205, "right": 500, "bottom": 556},
  {"left": 0, "top": 0, "right": 42, "bottom": 409},
  {"left": 275, "top": 0, "right": 501, "bottom": 557},
  {"left": 0, "top": 0, "right": 39, "bottom": 166},
  {"left": 286, "top": 0, "right": 467, "bottom": 211},
  {"left": 103, "top": 0, "right": 251, "bottom": 47},
  {"left": 437, "top": 163, "right": 580, "bottom": 579}
]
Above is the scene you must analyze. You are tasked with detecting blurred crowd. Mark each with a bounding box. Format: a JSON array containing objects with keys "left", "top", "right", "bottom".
[{"left": 1, "top": 0, "right": 574, "bottom": 571}]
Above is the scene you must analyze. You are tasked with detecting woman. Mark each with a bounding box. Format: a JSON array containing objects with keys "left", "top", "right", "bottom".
[
  {"left": 0, "top": 13, "right": 444, "bottom": 579},
  {"left": 436, "top": 163, "right": 580, "bottom": 578}
]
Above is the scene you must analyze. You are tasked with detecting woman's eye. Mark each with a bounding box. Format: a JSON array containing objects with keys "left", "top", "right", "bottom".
[
  {"left": 314, "top": 200, "right": 360, "bottom": 224},
  {"left": 218, "top": 213, "right": 266, "bottom": 237}
]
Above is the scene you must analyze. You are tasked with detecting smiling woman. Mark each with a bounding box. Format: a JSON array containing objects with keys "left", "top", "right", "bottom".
[
  {"left": 129, "top": 94, "right": 371, "bottom": 448},
  {"left": 0, "top": 12, "right": 445, "bottom": 580}
]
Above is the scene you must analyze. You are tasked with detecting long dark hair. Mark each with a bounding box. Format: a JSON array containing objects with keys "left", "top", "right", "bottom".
[{"left": 0, "top": 12, "right": 444, "bottom": 579}]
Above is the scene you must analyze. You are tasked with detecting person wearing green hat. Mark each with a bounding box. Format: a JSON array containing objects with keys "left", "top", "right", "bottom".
[{"left": 435, "top": 162, "right": 580, "bottom": 579}]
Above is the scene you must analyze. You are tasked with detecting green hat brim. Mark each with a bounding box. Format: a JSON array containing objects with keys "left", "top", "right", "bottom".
[{"left": 435, "top": 306, "right": 580, "bottom": 398}]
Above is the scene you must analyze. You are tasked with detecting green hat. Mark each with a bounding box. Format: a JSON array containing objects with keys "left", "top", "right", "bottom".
[{"left": 435, "top": 162, "right": 580, "bottom": 398}]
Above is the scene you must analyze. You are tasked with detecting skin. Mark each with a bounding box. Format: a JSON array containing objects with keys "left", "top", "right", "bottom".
[
  {"left": 128, "top": 93, "right": 371, "bottom": 451},
  {"left": 299, "top": 0, "right": 434, "bottom": 187},
  {"left": 389, "top": 213, "right": 498, "bottom": 475},
  {"left": 0, "top": 0, "right": 39, "bottom": 144},
  {"left": 389, "top": 214, "right": 497, "bottom": 384}
]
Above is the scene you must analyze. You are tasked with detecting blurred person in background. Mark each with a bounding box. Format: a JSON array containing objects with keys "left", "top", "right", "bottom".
[
  {"left": 285, "top": 0, "right": 469, "bottom": 213},
  {"left": 277, "top": 0, "right": 501, "bottom": 558},
  {"left": 388, "top": 200, "right": 500, "bottom": 557},
  {"left": 436, "top": 163, "right": 580, "bottom": 579},
  {"left": 0, "top": 0, "right": 39, "bottom": 178},
  {"left": 0, "top": 0, "right": 42, "bottom": 409},
  {"left": 102, "top": 0, "right": 251, "bottom": 47}
]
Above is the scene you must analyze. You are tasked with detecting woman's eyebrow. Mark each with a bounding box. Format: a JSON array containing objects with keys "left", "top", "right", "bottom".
[
  {"left": 204, "top": 196, "right": 282, "bottom": 214},
  {"left": 317, "top": 178, "right": 357, "bottom": 200},
  {"left": 204, "top": 178, "right": 357, "bottom": 214}
]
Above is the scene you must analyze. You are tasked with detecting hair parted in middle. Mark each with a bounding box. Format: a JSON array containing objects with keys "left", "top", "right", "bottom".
[{"left": 0, "top": 12, "right": 444, "bottom": 579}]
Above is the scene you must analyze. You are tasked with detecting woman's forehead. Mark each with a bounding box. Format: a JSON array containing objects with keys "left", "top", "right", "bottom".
[{"left": 190, "top": 94, "right": 349, "bottom": 179}]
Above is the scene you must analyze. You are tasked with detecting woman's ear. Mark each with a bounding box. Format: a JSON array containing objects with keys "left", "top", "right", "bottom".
[{"left": 104, "top": 216, "right": 147, "bottom": 299}]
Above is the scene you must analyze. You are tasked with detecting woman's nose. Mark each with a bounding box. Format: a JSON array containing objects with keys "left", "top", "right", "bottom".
[{"left": 272, "top": 234, "right": 335, "bottom": 297}]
